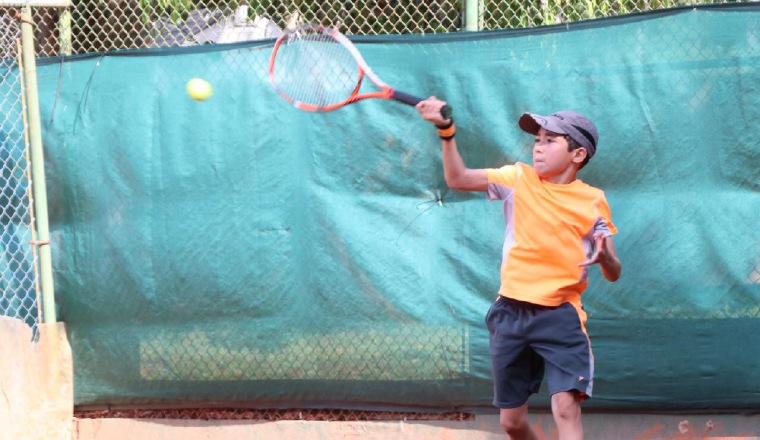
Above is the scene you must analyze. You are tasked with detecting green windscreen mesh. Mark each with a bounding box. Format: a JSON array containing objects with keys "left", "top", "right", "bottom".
[{"left": 26, "top": 4, "right": 760, "bottom": 410}]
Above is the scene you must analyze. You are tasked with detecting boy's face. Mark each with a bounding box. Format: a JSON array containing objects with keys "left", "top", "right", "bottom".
[{"left": 532, "top": 128, "right": 586, "bottom": 180}]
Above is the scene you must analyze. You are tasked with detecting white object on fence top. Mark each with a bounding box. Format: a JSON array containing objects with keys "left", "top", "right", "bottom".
[{"left": 0, "top": 0, "right": 71, "bottom": 6}]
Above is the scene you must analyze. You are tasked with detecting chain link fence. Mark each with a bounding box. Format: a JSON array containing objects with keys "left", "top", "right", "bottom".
[
  {"left": 0, "top": 0, "right": 755, "bottom": 345},
  {"left": 0, "top": 0, "right": 751, "bottom": 58},
  {"left": 0, "top": 15, "right": 39, "bottom": 332},
  {"left": 0, "top": 0, "right": 754, "bottom": 335}
]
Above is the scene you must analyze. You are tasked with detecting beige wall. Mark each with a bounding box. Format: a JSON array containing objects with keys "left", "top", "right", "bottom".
[{"left": 0, "top": 317, "right": 73, "bottom": 440}]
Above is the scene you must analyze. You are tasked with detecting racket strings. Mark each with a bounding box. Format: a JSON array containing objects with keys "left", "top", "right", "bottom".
[{"left": 272, "top": 32, "right": 361, "bottom": 108}]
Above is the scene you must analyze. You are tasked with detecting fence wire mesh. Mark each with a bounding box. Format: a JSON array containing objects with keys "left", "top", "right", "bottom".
[
  {"left": 0, "top": 15, "right": 39, "bottom": 333},
  {"left": 0, "top": 0, "right": 752, "bottom": 57}
]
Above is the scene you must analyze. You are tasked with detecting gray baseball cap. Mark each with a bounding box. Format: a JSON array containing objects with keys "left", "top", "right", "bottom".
[{"left": 518, "top": 110, "right": 599, "bottom": 159}]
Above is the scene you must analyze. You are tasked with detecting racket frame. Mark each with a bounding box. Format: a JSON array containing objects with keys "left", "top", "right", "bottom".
[{"left": 268, "top": 24, "right": 451, "bottom": 118}]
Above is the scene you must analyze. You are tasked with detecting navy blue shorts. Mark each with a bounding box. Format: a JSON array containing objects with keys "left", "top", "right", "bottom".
[{"left": 485, "top": 296, "right": 594, "bottom": 408}]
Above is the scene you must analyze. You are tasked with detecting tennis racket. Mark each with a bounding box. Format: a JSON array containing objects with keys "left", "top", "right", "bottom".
[{"left": 268, "top": 24, "right": 452, "bottom": 119}]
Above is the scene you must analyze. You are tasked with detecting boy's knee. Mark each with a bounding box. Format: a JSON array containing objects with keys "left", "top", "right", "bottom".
[
  {"left": 551, "top": 391, "right": 582, "bottom": 422},
  {"left": 499, "top": 407, "right": 530, "bottom": 434},
  {"left": 500, "top": 417, "right": 528, "bottom": 434}
]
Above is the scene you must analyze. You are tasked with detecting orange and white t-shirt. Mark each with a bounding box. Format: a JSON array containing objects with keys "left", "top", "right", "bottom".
[{"left": 486, "top": 162, "right": 618, "bottom": 308}]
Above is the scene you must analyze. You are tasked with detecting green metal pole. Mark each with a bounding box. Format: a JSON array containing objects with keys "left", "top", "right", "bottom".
[{"left": 20, "top": 6, "right": 57, "bottom": 323}]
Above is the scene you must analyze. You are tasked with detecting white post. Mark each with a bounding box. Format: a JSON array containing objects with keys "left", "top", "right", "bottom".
[{"left": 464, "top": 0, "right": 482, "bottom": 31}]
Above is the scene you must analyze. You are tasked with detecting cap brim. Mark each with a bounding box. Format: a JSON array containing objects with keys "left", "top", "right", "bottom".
[
  {"left": 518, "top": 114, "right": 540, "bottom": 135},
  {"left": 518, "top": 113, "right": 569, "bottom": 136}
]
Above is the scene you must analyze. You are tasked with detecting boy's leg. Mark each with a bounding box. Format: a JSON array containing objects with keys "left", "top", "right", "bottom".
[
  {"left": 551, "top": 391, "right": 583, "bottom": 440},
  {"left": 499, "top": 404, "right": 538, "bottom": 440},
  {"left": 529, "top": 301, "right": 593, "bottom": 440},
  {"left": 486, "top": 297, "right": 548, "bottom": 439}
]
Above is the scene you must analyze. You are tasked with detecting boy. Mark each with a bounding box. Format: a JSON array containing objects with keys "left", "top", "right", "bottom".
[{"left": 416, "top": 98, "right": 622, "bottom": 440}]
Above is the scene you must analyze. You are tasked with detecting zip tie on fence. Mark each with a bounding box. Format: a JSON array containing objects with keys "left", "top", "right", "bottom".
[{"left": 29, "top": 240, "right": 50, "bottom": 246}]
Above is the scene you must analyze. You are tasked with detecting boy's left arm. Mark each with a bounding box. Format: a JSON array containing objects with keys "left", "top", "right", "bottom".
[{"left": 579, "top": 232, "right": 622, "bottom": 282}]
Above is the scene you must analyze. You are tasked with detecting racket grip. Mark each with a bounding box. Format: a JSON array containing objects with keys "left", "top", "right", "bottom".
[
  {"left": 392, "top": 90, "right": 453, "bottom": 120},
  {"left": 439, "top": 104, "right": 453, "bottom": 120}
]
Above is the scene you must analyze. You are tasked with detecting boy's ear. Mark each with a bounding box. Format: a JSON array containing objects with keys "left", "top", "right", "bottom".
[{"left": 572, "top": 147, "right": 588, "bottom": 164}]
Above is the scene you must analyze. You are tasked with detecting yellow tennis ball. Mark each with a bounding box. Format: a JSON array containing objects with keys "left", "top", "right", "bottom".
[{"left": 186, "top": 78, "right": 213, "bottom": 101}]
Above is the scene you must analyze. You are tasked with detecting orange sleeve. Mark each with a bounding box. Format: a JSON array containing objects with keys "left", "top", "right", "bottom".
[{"left": 486, "top": 164, "right": 519, "bottom": 188}]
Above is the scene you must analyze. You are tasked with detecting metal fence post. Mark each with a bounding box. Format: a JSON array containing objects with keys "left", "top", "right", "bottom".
[
  {"left": 18, "top": 5, "right": 56, "bottom": 323},
  {"left": 464, "top": 0, "right": 482, "bottom": 31}
]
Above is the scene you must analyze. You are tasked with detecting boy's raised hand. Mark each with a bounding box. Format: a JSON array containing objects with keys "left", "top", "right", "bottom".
[{"left": 416, "top": 97, "right": 451, "bottom": 126}]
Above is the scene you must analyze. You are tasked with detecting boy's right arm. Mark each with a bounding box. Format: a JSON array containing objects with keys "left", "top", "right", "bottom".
[{"left": 415, "top": 97, "right": 488, "bottom": 192}]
